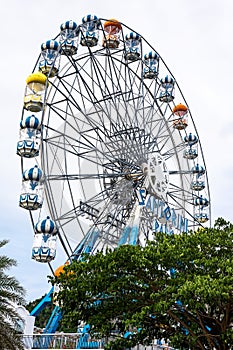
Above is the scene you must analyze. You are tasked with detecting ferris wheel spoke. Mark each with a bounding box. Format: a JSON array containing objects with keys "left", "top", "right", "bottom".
[
  {"left": 162, "top": 144, "right": 186, "bottom": 161},
  {"left": 106, "top": 56, "right": 143, "bottom": 116},
  {"left": 46, "top": 171, "right": 130, "bottom": 181},
  {"left": 44, "top": 126, "right": 138, "bottom": 171},
  {"left": 69, "top": 58, "right": 111, "bottom": 106},
  {"left": 151, "top": 119, "right": 175, "bottom": 147},
  {"left": 158, "top": 132, "right": 182, "bottom": 155},
  {"left": 166, "top": 191, "right": 200, "bottom": 225},
  {"left": 48, "top": 78, "right": 85, "bottom": 114},
  {"left": 167, "top": 182, "right": 194, "bottom": 203},
  {"left": 169, "top": 170, "right": 194, "bottom": 175},
  {"left": 139, "top": 92, "right": 160, "bottom": 127},
  {"left": 49, "top": 97, "right": 147, "bottom": 162},
  {"left": 48, "top": 182, "right": 125, "bottom": 238},
  {"left": 44, "top": 172, "right": 87, "bottom": 242},
  {"left": 51, "top": 68, "right": 151, "bottom": 161},
  {"left": 168, "top": 182, "right": 199, "bottom": 199},
  {"left": 89, "top": 61, "right": 137, "bottom": 129},
  {"left": 90, "top": 53, "right": 144, "bottom": 128},
  {"left": 46, "top": 103, "right": 88, "bottom": 131},
  {"left": 56, "top": 186, "right": 136, "bottom": 246},
  {"left": 88, "top": 53, "right": 127, "bottom": 103}
]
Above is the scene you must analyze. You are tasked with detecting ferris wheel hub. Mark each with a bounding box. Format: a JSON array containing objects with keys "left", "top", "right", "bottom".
[{"left": 141, "top": 155, "right": 169, "bottom": 201}]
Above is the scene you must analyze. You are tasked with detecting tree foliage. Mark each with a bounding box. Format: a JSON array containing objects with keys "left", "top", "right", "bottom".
[
  {"left": 0, "top": 240, "right": 26, "bottom": 350},
  {"left": 52, "top": 218, "right": 233, "bottom": 350}
]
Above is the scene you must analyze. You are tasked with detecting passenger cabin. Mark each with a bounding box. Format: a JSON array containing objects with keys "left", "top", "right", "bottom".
[
  {"left": 172, "top": 103, "right": 188, "bottom": 130},
  {"left": 194, "top": 195, "right": 209, "bottom": 223},
  {"left": 60, "top": 20, "right": 78, "bottom": 55},
  {"left": 143, "top": 52, "right": 159, "bottom": 79},
  {"left": 17, "top": 115, "right": 41, "bottom": 158},
  {"left": 24, "top": 72, "right": 47, "bottom": 112},
  {"left": 39, "top": 40, "right": 60, "bottom": 77},
  {"left": 183, "top": 132, "right": 198, "bottom": 160},
  {"left": 124, "top": 32, "right": 141, "bottom": 61},
  {"left": 159, "top": 75, "right": 175, "bottom": 102},
  {"left": 19, "top": 165, "right": 43, "bottom": 210},
  {"left": 32, "top": 217, "right": 58, "bottom": 263},
  {"left": 80, "top": 14, "right": 100, "bottom": 47},
  {"left": 103, "top": 19, "right": 122, "bottom": 49}
]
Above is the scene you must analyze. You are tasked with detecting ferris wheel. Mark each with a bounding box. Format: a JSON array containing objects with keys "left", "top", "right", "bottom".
[{"left": 17, "top": 16, "right": 211, "bottom": 268}]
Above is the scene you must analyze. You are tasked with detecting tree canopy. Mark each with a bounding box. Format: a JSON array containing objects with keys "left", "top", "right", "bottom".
[
  {"left": 52, "top": 218, "right": 233, "bottom": 350},
  {"left": 0, "top": 239, "right": 26, "bottom": 350}
]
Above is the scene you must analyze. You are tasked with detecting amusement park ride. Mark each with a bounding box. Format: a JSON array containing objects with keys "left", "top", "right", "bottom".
[{"left": 17, "top": 15, "right": 211, "bottom": 348}]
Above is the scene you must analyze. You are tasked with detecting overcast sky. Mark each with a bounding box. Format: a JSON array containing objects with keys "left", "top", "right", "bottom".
[{"left": 0, "top": 0, "right": 232, "bottom": 303}]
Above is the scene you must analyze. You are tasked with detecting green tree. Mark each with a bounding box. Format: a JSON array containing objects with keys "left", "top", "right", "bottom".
[
  {"left": 53, "top": 218, "right": 233, "bottom": 350},
  {"left": 0, "top": 240, "right": 25, "bottom": 350}
]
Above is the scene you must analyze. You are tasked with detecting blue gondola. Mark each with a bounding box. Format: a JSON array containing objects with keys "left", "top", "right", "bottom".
[
  {"left": 143, "top": 52, "right": 159, "bottom": 79},
  {"left": 80, "top": 15, "right": 100, "bottom": 47},
  {"left": 19, "top": 165, "right": 43, "bottom": 210},
  {"left": 39, "top": 40, "right": 60, "bottom": 77},
  {"left": 124, "top": 32, "right": 141, "bottom": 61},
  {"left": 17, "top": 115, "right": 41, "bottom": 158},
  {"left": 159, "top": 75, "right": 175, "bottom": 102},
  {"left": 32, "top": 216, "right": 58, "bottom": 263},
  {"left": 183, "top": 133, "right": 198, "bottom": 159},
  {"left": 60, "top": 20, "right": 78, "bottom": 55}
]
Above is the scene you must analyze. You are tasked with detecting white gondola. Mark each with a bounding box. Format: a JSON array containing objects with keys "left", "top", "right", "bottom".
[
  {"left": 39, "top": 40, "right": 60, "bottom": 77},
  {"left": 124, "top": 32, "right": 141, "bottom": 61},
  {"left": 183, "top": 148, "right": 198, "bottom": 159},
  {"left": 194, "top": 211, "right": 209, "bottom": 223},
  {"left": 191, "top": 177, "right": 205, "bottom": 191},
  {"left": 19, "top": 165, "right": 43, "bottom": 210},
  {"left": 24, "top": 72, "right": 47, "bottom": 112},
  {"left": 17, "top": 115, "right": 41, "bottom": 158},
  {"left": 194, "top": 195, "right": 209, "bottom": 207},
  {"left": 80, "top": 14, "right": 100, "bottom": 47},
  {"left": 192, "top": 164, "right": 205, "bottom": 175},
  {"left": 194, "top": 195, "right": 209, "bottom": 223},
  {"left": 32, "top": 216, "right": 58, "bottom": 263},
  {"left": 60, "top": 20, "right": 78, "bottom": 55},
  {"left": 159, "top": 75, "right": 175, "bottom": 102},
  {"left": 183, "top": 133, "right": 198, "bottom": 159},
  {"left": 143, "top": 52, "right": 159, "bottom": 79},
  {"left": 190, "top": 159, "right": 206, "bottom": 191},
  {"left": 103, "top": 19, "right": 122, "bottom": 49}
]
